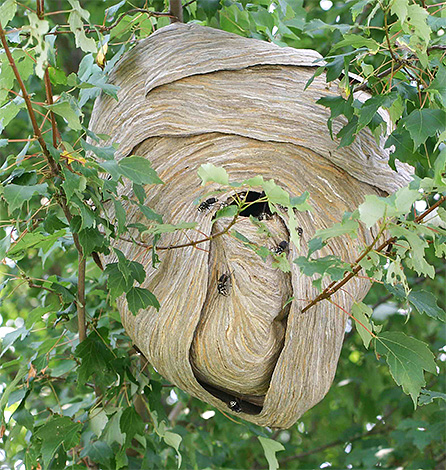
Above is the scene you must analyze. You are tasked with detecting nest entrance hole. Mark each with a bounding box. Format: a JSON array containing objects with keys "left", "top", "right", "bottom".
[
  {"left": 223, "top": 191, "right": 272, "bottom": 219},
  {"left": 197, "top": 379, "right": 264, "bottom": 415}
]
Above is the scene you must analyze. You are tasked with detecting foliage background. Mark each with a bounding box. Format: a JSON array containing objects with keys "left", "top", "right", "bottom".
[{"left": 0, "top": 0, "right": 445, "bottom": 469}]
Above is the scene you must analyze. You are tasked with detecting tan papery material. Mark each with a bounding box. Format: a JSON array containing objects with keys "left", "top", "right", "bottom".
[{"left": 90, "top": 23, "right": 412, "bottom": 428}]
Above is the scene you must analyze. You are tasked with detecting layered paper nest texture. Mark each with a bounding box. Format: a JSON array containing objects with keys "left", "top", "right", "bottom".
[{"left": 90, "top": 23, "right": 412, "bottom": 429}]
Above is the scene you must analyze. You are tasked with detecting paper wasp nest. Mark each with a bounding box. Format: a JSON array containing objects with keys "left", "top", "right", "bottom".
[{"left": 90, "top": 23, "right": 412, "bottom": 428}]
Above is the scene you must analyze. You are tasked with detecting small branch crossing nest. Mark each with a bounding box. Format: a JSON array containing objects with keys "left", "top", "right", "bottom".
[{"left": 90, "top": 23, "right": 412, "bottom": 428}]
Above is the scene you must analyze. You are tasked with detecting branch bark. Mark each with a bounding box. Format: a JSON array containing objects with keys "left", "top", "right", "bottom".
[
  {"left": 169, "top": 0, "right": 183, "bottom": 22},
  {"left": 77, "top": 254, "right": 86, "bottom": 342},
  {"left": 0, "top": 16, "right": 88, "bottom": 343},
  {"left": 0, "top": 22, "right": 59, "bottom": 177}
]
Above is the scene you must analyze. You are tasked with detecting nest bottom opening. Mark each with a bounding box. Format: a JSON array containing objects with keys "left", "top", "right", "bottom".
[{"left": 189, "top": 190, "right": 292, "bottom": 415}]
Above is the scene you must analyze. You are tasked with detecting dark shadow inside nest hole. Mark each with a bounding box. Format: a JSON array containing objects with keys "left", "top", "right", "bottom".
[
  {"left": 196, "top": 379, "right": 264, "bottom": 415},
  {"left": 223, "top": 191, "right": 272, "bottom": 218}
]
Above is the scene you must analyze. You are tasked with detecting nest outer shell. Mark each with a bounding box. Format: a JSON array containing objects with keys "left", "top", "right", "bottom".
[{"left": 90, "top": 23, "right": 413, "bottom": 428}]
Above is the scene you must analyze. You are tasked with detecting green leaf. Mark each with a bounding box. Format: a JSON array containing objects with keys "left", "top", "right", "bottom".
[
  {"left": 34, "top": 416, "right": 82, "bottom": 468},
  {"left": 0, "top": 98, "right": 26, "bottom": 130},
  {"left": 290, "top": 191, "right": 312, "bottom": 212},
  {"left": 113, "top": 198, "right": 126, "bottom": 235},
  {"left": 213, "top": 204, "right": 239, "bottom": 221},
  {"left": 242, "top": 175, "right": 265, "bottom": 187},
  {"left": 389, "top": 224, "right": 435, "bottom": 278},
  {"left": 7, "top": 230, "right": 66, "bottom": 260},
  {"left": 48, "top": 66, "right": 67, "bottom": 85},
  {"left": 155, "top": 420, "right": 183, "bottom": 469},
  {"left": 198, "top": 163, "right": 229, "bottom": 185},
  {"left": 62, "top": 168, "right": 86, "bottom": 202},
  {"left": 2, "top": 183, "right": 48, "bottom": 213},
  {"left": 47, "top": 99, "right": 83, "bottom": 130},
  {"left": 307, "top": 237, "right": 325, "bottom": 256},
  {"left": 394, "top": 187, "right": 420, "bottom": 213},
  {"left": 315, "top": 218, "right": 358, "bottom": 241},
  {"left": 163, "top": 431, "right": 183, "bottom": 468},
  {"left": 0, "top": 365, "right": 27, "bottom": 421},
  {"left": 70, "top": 195, "right": 96, "bottom": 229},
  {"left": 100, "top": 159, "right": 121, "bottom": 180},
  {"left": 351, "top": 302, "right": 374, "bottom": 349},
  {"left": 317, "top": 95, "right": 353, "bottom": 136},
  {"left": 358, "top": 195, "right": 388, "bottom": 228},
  {"left": 43, "top": 213, "right": 68, "bottom": 234},
  {"left": 408, "top": 290, "right": 446, "bottom": 322},
  {"left": 138, "top": 204, "right": 163, "bottom": 224},
  {"left": 198, "top": 0, "right": 220, "bottom": 16},
  {"left": 427, "top": 64, "right": 446, "bottom": 107},
  {"left": 126, "top": 287, "right": 160, "bottom": 315},
  {"left": 12, "top": 405, "right": 34, "bottom": 431},
  {"left": 0, "top": 0, "right": 17, "bottom": 27},
  {"left": 419, "top": 389, "right": 446, "bottom": 406},
  {"left": 133, "top": 183, "right": 146, "bottom": 204},
  {"left": 129, "top": 261, "right": 146, "bottom": 285},
  {"left": 404, "top": 4, "right": 430, "bottom": 49},
  {"left": 104, "top": 263, "right": 132, "bottom": 300},
  {"left": 0, "top": 230, "right": 11, "bottom": 260},
  {"left": 1, "top": 325, "right": 29, "bottom": 358},
  {"left": 294, "top": 255, "right": 351, "bottom": 281},
  {"left": 81, "top": 440, "right": 113, "bottom": 465},
  {"left": 120, "top": 406, "right": 145, "bottom": 445},
  {"left": 118, "top": 156, "right": 163, "bottom": 185},
  {"left": 357, "top": 94, "right": 396, "bottom": 132},
  {"left": 271, "top": 252, "right": 291, "bottom": 273},
  {"left": 67, "top": 0, "right": 97, "bottom": 52},
  {"left": 337, "top": 116, "right": 359, "bottom": 147},
  {"left": 333, "top": 34, "right": 380, "bottom": 53},
  {"left": 402, "top": 109, "right": 446, "bottom": 149},
  {"left": 258, "top": 437, "right": 284, "bottom": 470},
  {"left": 391, "top": 0, "right": 408, "bottom": 22},
  {"left": 375, "top": 332, "right": 437, "bottom": 406},
  {"left": 385, "top": 129, "right": 423, "bottom": 167},
  {"left": 102, "top": 410, "right": 125, "bottom": 446},
  {"left": 75, "top": 330, "right": 115, "bottom": 388},
  {"left": 81, "top": 140, "right": 116, "bottom": 160},
  {"left": 262, "top": 179, "right": 290, "bottom": 206},
  {"left": 78, "top": 227, "right": 108, "bottom": 256}
]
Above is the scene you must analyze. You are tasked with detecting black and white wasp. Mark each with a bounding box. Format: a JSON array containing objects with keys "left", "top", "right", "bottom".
[
  {"left": 273, "top": 240, "right": 289, "bottom": 255},
  {"left": 217, "top": 271, "right": 233, "bottom": 297},
  {"left": 228, "top": 398, "right": 242, "bottom": 413},
  {"left": 198, "top": 197, "right": 218, "bottom": 212}
]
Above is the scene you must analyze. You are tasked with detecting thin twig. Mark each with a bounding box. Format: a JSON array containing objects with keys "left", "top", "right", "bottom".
[
  {"left": 43, "top": 69, "right": 60, "bottom": 148},
  {"left": 280, "top": 407, "right": 397, "bottom": 464},
  {"left": 77, "top": 254, "right": 86, "bottom": 342},
  {"left": 92, "top": 8, "right": 175, "bottom": 33},
  {"left": 0, "top": 22, "right": 59, "bottom": 177},
  {"left": 301, "top": 195, "right": 446, "bottom": 314}
]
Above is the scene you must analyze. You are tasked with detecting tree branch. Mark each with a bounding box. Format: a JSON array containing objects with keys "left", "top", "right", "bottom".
[
  {"left": 0, "top": 22, "right": 59, "bottom": 177},
  {"left": 301, "top": 195, "right": 446, "bottom": 314},
  {"left": 169, "top": 0, "right": 183, "bottom": 22},
  {"left": 77, "top": 254, "right": 86, "bottom": 342},
  {"left": 0, "top": 16, "right": 89, "bottom": 342}
]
